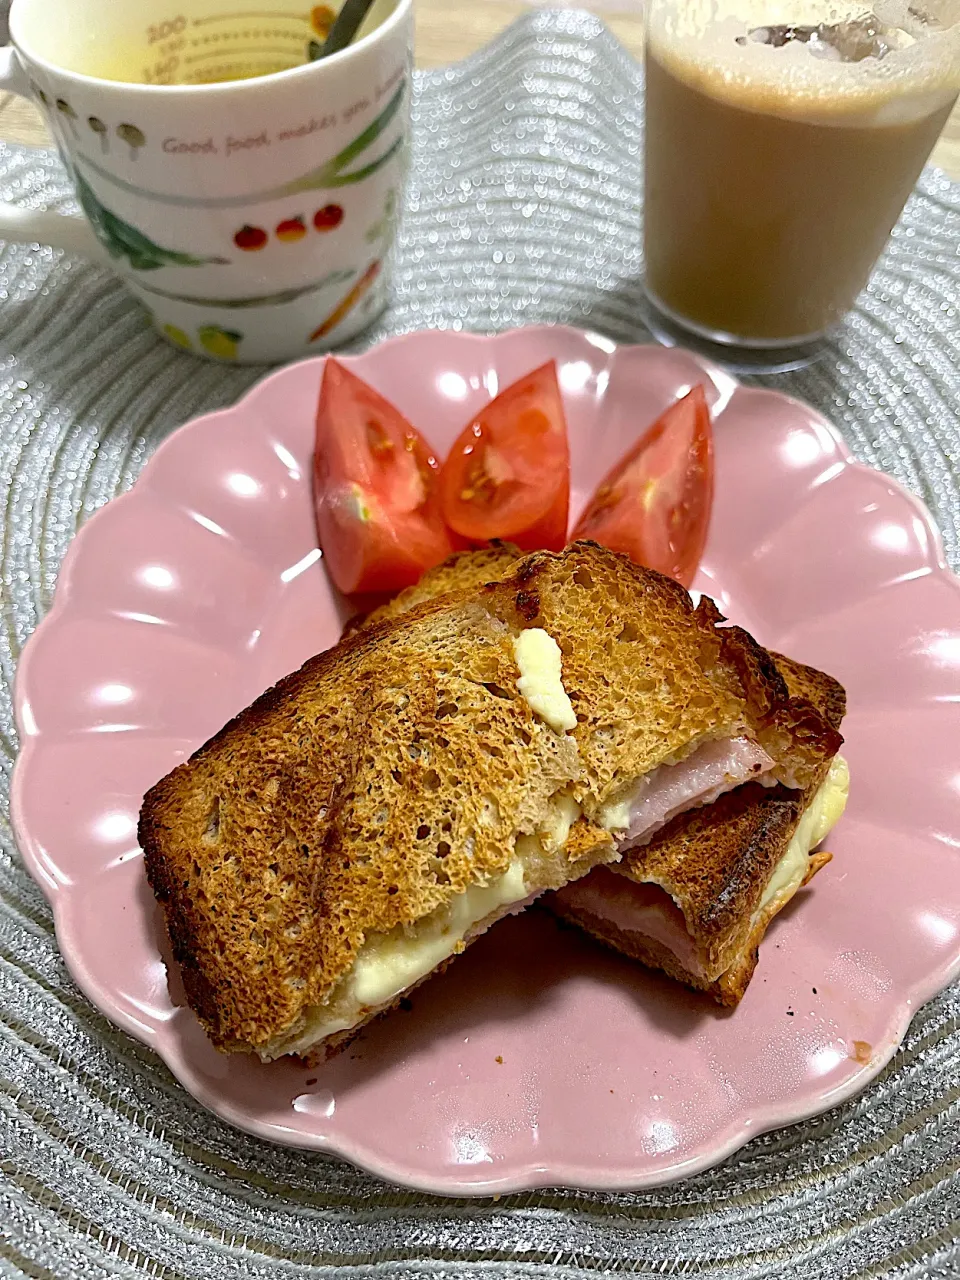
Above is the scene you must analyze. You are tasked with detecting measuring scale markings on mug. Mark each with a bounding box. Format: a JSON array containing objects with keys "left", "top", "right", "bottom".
[
  {"left": 10, "top": 2, "right": 410, "bottom": 361},
  {"left": 61, "top": 77, "right": 406, "bottom": 210},
  {"left": 136, "top": 6, "right": 343, "bottom": 85}
]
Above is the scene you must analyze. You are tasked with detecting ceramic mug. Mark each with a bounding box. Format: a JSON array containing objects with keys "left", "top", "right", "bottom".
[{"left": 0, "top": 0, "right": 412, "bottom": 363}]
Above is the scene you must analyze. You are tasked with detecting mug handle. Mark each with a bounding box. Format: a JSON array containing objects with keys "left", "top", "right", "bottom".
[{"left": 0, "top": 46, "right": 106, "bottom": 260}]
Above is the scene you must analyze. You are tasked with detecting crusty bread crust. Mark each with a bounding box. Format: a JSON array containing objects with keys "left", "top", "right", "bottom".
[
  {"left": 549, "top": 851, "right": 833, "bottom": 1008},
  {"left": 299, "top": 814, "right": 615, "bottom": 1063},
  {"left": 614, "top": 782, "right": 812, "bottom": 964},
  {"left": 353, "top": 540, "right": 841, "bottom": 801},
  {"left": 341, "top": 542, "right": 841, "bottom": 821},
  {"left": 710, "top": 847, "right": 832, "bottom": 1003},
  {"left": 343, "top": 541, "right": 522, "bottom": 637},
  {"left": 610, "top": 652, "right": 844, "bottom": 969}
]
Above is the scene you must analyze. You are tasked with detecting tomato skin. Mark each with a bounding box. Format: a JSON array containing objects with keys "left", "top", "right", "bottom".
[
  {"left": 313, "top": 359, "right": 453, "bottom": 596},
  {"left": 508, "top": 469, "right": 570, "bottom": 552},
  {"left": 438, "top": 361, "right": 570, "bottom": 551},
  {"left": 572, "top": 385, "right": 714, "bottom": 588}
]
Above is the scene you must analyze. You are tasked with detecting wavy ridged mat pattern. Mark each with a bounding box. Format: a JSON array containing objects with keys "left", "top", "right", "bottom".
[{"left": 0, "top": 11, "right": 959, "bottom": 1278}]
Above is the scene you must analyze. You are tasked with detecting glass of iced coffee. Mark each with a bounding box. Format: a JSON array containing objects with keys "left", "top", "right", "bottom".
[{"left": 643, "top": 1, "right": 960, "bottom": 349}]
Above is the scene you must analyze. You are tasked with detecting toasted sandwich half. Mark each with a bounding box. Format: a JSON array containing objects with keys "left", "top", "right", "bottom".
[
  {"left": 140, "top": 543, "right": 838, "bottom": 1061},
  {"left": 141, "top": 568, "right": 611, "bottom": 1063},
  {"left": 549, "top": 655, "right": 848, "bottom": 1005}
]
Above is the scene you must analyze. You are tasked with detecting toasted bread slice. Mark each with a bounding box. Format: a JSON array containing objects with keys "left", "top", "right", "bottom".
[
  {"left": 141, "top": 543, "right": 840, "bottom": 1059},
  {"left": 342, "top": 540, "right": 522, "bottom": 637},
  {"left": 549, "top": 655, "right": 848, "bottom": 1005},
  {"left": 356, "top": 542, "right": 840, "bottom": 847},
  {"left": 484, "top": 544, "right": 840, "bottom": 816}
]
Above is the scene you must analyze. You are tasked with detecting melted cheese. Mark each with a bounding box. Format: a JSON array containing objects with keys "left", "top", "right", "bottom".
[
  {"left": 600, "top": 792, "right": 632, "bottom": 832},
  {"left": 515, "top": 792, "right": 582, "bottom": 860},
  {"left": 350, "top": 860, "right": 527, "bottom": 1006},
  {"left": 272, "top": 859, "right": 531, "bottom": 1056},
  {"left": 760, "top": 755, "right": 849, "bottom": 910},
  {"left": 513, "top": 628, "right": 577, "bottom": 733},
  {"left": 345, "top": 792, "right": 581, "bottom": 1017},
  {"left": 541, "top": 791, "right": 581, "bottom": 850},
  {"left": 267, "top": 782, "right": 592, "bottom": 1058}
]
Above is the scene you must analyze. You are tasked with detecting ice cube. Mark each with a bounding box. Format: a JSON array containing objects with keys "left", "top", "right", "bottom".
[{"left": 735, "top": 13, "right": 914, "bottom": 61}]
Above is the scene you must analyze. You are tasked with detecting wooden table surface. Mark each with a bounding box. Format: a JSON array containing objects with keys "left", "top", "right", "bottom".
[{"left": 0, "top": 0, "right": 957, "bottom": 178}]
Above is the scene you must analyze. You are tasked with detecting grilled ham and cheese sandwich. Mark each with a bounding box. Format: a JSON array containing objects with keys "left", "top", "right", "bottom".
[{"left": 140, "top": 543, "right": 840, "bottom": 1060}]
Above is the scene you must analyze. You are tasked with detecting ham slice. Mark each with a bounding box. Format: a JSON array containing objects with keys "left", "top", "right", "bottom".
[
  {"left": 552, "top": 739, "right": 778, "bottom": 974},
  {"left": 603, "top": 736, "right": 775, "bottom": 851},
  {"left": 554, "top": 868, "right": 704, "bottom": 975}
]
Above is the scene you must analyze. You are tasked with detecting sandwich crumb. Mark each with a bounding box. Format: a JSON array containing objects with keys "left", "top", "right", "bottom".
[
  {"left": 851, "top": 1040, "right": 872, "bottom": 1064},
  {"left": 495, "top": 1055, "right": 503, "bottom": 1064}
]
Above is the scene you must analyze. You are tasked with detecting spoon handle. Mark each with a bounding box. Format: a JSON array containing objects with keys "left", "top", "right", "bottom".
[{"left": 320, "top": 0, "right": 379, "bottom": 58}]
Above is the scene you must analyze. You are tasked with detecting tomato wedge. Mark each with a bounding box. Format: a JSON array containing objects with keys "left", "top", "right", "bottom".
[
  {"left": 572, "top": 385, "right": 714, "bottom": 588},
  {"left": 313, "top": 359, "right": 454, "bottom": 595},
  {"left": 438, "top": 361, "right": 570, "bottom": 551}
]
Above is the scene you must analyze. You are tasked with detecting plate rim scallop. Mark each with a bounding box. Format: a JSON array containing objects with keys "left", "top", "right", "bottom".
[{"left": 10, "top": 325, "right": 960, "bottom": 1196}]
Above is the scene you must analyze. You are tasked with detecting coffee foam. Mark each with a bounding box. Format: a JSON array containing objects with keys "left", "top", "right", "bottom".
[{"left": 649, "top": 1, "right": 960, "bottom": 125}]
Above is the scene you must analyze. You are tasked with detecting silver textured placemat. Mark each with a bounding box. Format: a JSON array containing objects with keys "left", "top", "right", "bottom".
[{"left": 2, "top": 10, "right": 960, "bottom": 1277}]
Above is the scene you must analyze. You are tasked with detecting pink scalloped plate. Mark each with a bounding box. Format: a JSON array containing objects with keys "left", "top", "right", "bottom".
[{"left": 11, "top": 327, "right": 960, "bottom": 1195}]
